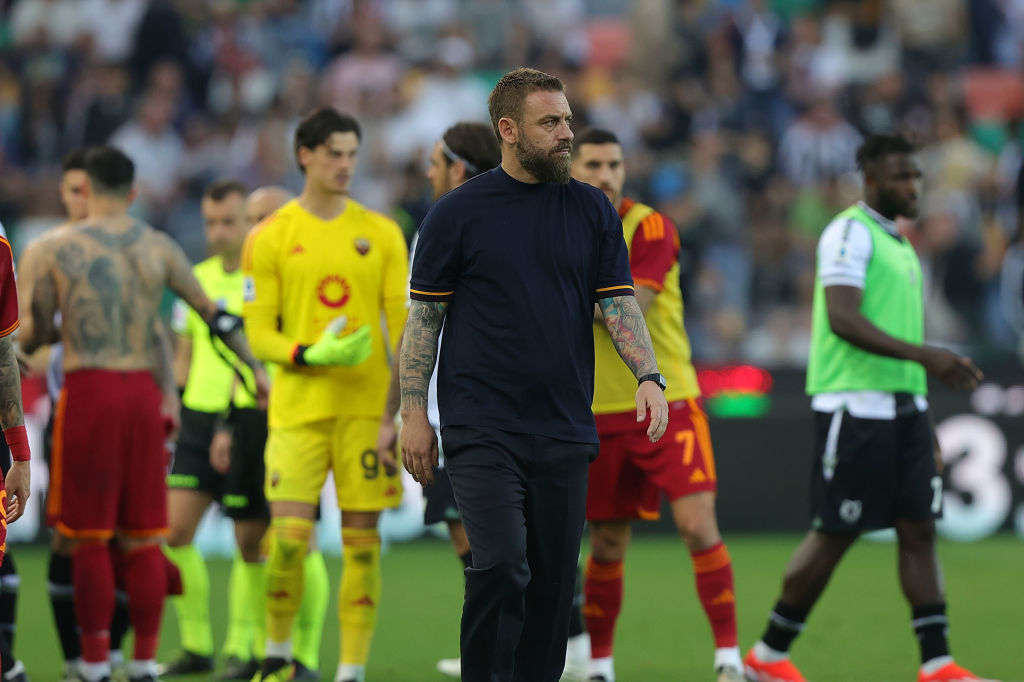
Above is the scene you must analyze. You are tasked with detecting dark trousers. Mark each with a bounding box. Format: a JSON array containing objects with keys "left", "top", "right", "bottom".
[{"left": 442, "top": 425, "right": 594, "bottom": 682}]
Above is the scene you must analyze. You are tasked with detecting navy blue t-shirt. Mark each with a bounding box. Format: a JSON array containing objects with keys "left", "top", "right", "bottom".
[{"left": 410, "top": 166, "right": 634, "bottom": 443}]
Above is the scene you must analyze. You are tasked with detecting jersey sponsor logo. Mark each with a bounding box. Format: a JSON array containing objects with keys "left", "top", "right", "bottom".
[
  {"left": 317, "top": 274, "right": 351, "bottom": 308},
  {"left": 839, "top": 498, "right": 862, "bottom": 524},
  {"left": 243, "top": 276, "right": 256, "bottom": 302},
  {"left": 354, "top": 237, "right": 371, "bottom": 256}
]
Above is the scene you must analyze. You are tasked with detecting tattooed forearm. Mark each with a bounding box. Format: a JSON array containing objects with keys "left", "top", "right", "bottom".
[
  {"left": 217, "top": 325, "right": 263, "bottom": 374},
  {"left": 599, "top": 295, "right": 659, "bottom": 379},
  {"left": 149, "top": 319, "right": 176, "bottom": 395},
  {"left": 0, "top": 337, "right": 24, "bottom": 429},
  {"left": 400, "top": 301, "right": 447, "bottom": 415}
]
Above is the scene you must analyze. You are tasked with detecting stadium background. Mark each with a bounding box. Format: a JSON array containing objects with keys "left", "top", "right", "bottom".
[{"left": 0, "top": 0, "right": 1023, "bottom": 679}]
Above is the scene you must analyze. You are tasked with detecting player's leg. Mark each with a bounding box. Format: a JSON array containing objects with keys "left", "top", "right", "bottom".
[
  {"left": 0, "top": 552, "right": 26, "bottom": 682},
  {"left": 651, "top": 400, "right": 741, "bottom": 678},
  {"left": 332, "top": 415, "right": 402, "bottom": 682},
  {"left": 670, "top": 492, "right": 742, "bottom": 679},
  {"left": 510, "top": 434, "right": 592, "bottom": 682},
  {"left": 584, "top": 521, "right": 630, "bottom": 682},
  {"left": 219, "top": 407, "right": 270, "bottom": 680},
  {"left": 582, "top": 425, "right": 645, "bottom": 682},
  {"left": 442, "top": 426, "right": 532, "bottom": 682},
  {"left": 159, "top": 487, "right": 216, "bottom": 673},
  {"left": 746, "top": 408, "right": 880, "bottom": 681},
  {"left": 894, "top": 409, "right": 992, "bottom": 682},
  {"left": 118, "top": 372, "right": 180, "bottom": 681},
  {"left": 48, "top": 532, "right": 82, "bottom": 680},
  {"left": 258, "top": 420, "right": 330, "bottom": 680},
  {"left": 563, "top": 561, "right": 590, "bottom": 682},
  {"left": 160, "top": 407, "right": 224, "bottom": 673},
  {"left": 423, "top": 459, "right": 468, "bottom": 678},
  {"left": 293, "top": 529, "right": 329, "bottom": 679}
]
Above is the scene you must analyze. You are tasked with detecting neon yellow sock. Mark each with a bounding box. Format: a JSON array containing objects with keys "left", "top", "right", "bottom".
[
  {"left": 293, "top": 550, "right": 329, "bottom": 669},
  {"left": 163, "top": 544, "right": 213, "bottom": 656},
  {"left": 339, "top": 528, "right": 381, "bottom": 666},
  {"left": 222, "top": 555, "right": 254, "bottom": 659},
  {"left": 265, "top": 517, "right": 313, "bottom": 648}
]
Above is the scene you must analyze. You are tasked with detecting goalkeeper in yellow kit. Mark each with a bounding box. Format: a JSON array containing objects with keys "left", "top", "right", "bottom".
[{"left": 242, "top": 108, "right": 409, "bottom": 682}]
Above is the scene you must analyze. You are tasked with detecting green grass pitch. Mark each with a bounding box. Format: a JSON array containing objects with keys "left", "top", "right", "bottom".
[{"left": 6, "top": 534, "right": 1022, "bottom": 681}]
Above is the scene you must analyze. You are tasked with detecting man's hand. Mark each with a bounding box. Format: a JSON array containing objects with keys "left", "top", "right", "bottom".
[
  {"left": 210, "top": 430, "right": 232, "bottom": 474},
  {"left": 918, "top": 346, "right": 983, "bottom": 391},
  {"left": 400, "top": 411, "right": 438, "bottom": 486},
  {"left": 377, "top": 416, "right": 399, "bottom": 476},
  {"left": 636, "top": 381, "right": 669, "bottom": 442},
  {"left": 5, "top": 461, "right": 30, "bottom": 523},
  {"left": 303, "top": 316, "right": 373, "bottom": 367}
]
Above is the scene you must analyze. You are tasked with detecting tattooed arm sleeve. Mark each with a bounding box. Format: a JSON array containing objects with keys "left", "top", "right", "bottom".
[
  {"left": 160, "top": 233, "right": 263, "bottom": 373},
  {"left": 149, "top": 319, "right": 177, "bottom": 396},
  {"left": 598, "top": 295, "right": 659, "bottom": 379},
  {"left": 399, "top": 301, "right": 446, "bottom": 415},
  {"left": 0, "top": 336, "right": 24, "bottom": 430}
]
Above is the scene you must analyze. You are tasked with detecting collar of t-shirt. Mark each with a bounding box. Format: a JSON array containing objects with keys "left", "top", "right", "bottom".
[{"left": 856, "top": 201, "right": 898, "bottom": 237}]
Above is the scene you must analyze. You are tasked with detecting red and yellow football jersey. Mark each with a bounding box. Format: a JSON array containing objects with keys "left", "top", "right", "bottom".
[
  {"left": 593, "top": 198, "right": 699, "bottom": 414},
  {"left": 242, "top": 198, "right": 408, "bottom": 427}
]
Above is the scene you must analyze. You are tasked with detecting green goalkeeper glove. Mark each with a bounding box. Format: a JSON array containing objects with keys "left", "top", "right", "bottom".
[{"left": 292, "top": 316, "right": 373, "bottom": 367}]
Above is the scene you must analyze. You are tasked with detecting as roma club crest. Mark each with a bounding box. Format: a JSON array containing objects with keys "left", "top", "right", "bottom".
[
  {"left": 317, "top": 274, "right": 351, "bottom": 308},
  {"left": 354, "top": 237, "right": 371, "bottom": 256}
]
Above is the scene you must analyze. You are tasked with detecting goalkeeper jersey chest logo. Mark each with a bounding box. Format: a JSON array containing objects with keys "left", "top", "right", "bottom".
[
  {"left": 317, "top": 274, "right": 351, "bottom": 308},
  {"left": 354, "top": 237, "right": 371, "bottom": 255}
]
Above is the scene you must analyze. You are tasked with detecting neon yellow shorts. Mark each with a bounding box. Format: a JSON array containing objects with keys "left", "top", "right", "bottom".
[{"left": 265, "top": 416, "right": 402, "bottom": 510}]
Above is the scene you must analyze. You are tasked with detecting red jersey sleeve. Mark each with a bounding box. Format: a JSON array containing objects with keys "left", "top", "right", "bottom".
[
  {"left": 0, "top": 239, "right": 19, "bottom": 337},
  {"left": 628, "top": 211, "right": 679, "bottom": 292}
]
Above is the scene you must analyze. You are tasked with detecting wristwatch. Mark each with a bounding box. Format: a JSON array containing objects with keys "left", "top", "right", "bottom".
[{"left": 638, "top": 373, "right": 667, "bottom": 391}]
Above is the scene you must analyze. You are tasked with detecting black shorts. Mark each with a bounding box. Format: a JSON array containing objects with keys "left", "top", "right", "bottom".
[
  {"left": 423, "top": 463, "right": 460, "bottom": 525},
  {"left": 169, "top": 407, "right": 269, "bottom": 521},
  {"left": 810, "top": 404, "right": 941, "bottom": 533}
]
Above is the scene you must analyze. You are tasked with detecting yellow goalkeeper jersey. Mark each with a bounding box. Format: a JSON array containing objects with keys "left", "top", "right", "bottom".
[{"left": 242, "top": 198, "right": 409, "bottom": 428}]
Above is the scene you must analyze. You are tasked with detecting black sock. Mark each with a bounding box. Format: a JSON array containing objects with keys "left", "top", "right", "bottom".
[
  {"left": 459, "top": 550, "right": 472, "bottom": 571},
  {"left": 0, "top": 630, "right": 13, "bottom": 673},
  {"left": 761, "top": 601, "right": 808, "bottom": 654},
  {"left": 0, "top": 553, "right": 18, "bottom": 652},
  {"left": 109, "top": 590, "right": 130, "bottom": 654},
  {"left": 912, "top": 603, "right": 950, "bottom": 665},
  {"left": 47, "top": 552, "right": 81, "bottom": 662},
  {"left": 568, "top": 563, "right": 585, "bottom": 637}
]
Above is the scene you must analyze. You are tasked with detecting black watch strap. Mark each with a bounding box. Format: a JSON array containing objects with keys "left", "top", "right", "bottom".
[{"left": 638, "top": 373, "right": 666, "bottom": 390}]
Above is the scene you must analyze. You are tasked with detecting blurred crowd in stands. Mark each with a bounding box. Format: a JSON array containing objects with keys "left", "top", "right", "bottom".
[{"left": 2, "top": 0, "right": 1024, "bottom": 367}]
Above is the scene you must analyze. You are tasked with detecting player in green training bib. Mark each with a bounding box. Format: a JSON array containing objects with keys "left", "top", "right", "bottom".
[
  {"left": 161, "top": 181, "right": 328, "bottom": 681},
  {"left": 743, "top": 135, "right": 994, "bottom": 682}
]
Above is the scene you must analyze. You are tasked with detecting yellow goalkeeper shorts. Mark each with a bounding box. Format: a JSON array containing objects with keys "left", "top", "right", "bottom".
[{"left": 264, "top": 416, "right": 402, "bottom": 510}]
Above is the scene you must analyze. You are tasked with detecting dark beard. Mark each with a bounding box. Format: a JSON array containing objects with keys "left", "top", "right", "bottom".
[{"left": 516, "top": 138, "right": 571, "bottom": 184}]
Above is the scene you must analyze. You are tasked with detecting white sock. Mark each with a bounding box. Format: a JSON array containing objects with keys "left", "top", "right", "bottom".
[
  {"left": 335, "top": 663, "right": 365, "bottom": 682},
  {"left": 108, "top": 649, "right": 124, "bottom": 667},
  {"left": 565, "top": 632, "right": 591, "bottom": 664},
  {"left": 921, "top": 656, "right": 954, "bottom": 674},
  {"left": 266, "top": 639, "right": 292, "bottom": 660},
  {"left": 588, "top": 656, "right": 615, "bottom": 681},
  {"left": 79, "top": 661, "right": 112, "bottom": 682},
  {"left": 65, "top": 658, "right": 83, "bottom": 675},
  {"left": 753, "top": 640, "right": 789, "bottom": 663},
  {"left": 128, "top": 660, "right": 157, "bottom": 677},
  {"left": 714, "top": 646, "right": 743, "bottom": 671}
]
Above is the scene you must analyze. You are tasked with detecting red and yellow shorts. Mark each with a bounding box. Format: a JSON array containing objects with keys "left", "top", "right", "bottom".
[
  {"left": 46, "top": 370, "right": 169, "bottom": 540},
  {"left": 587, "top": 399, "right": 717, "bottom": 521}
]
